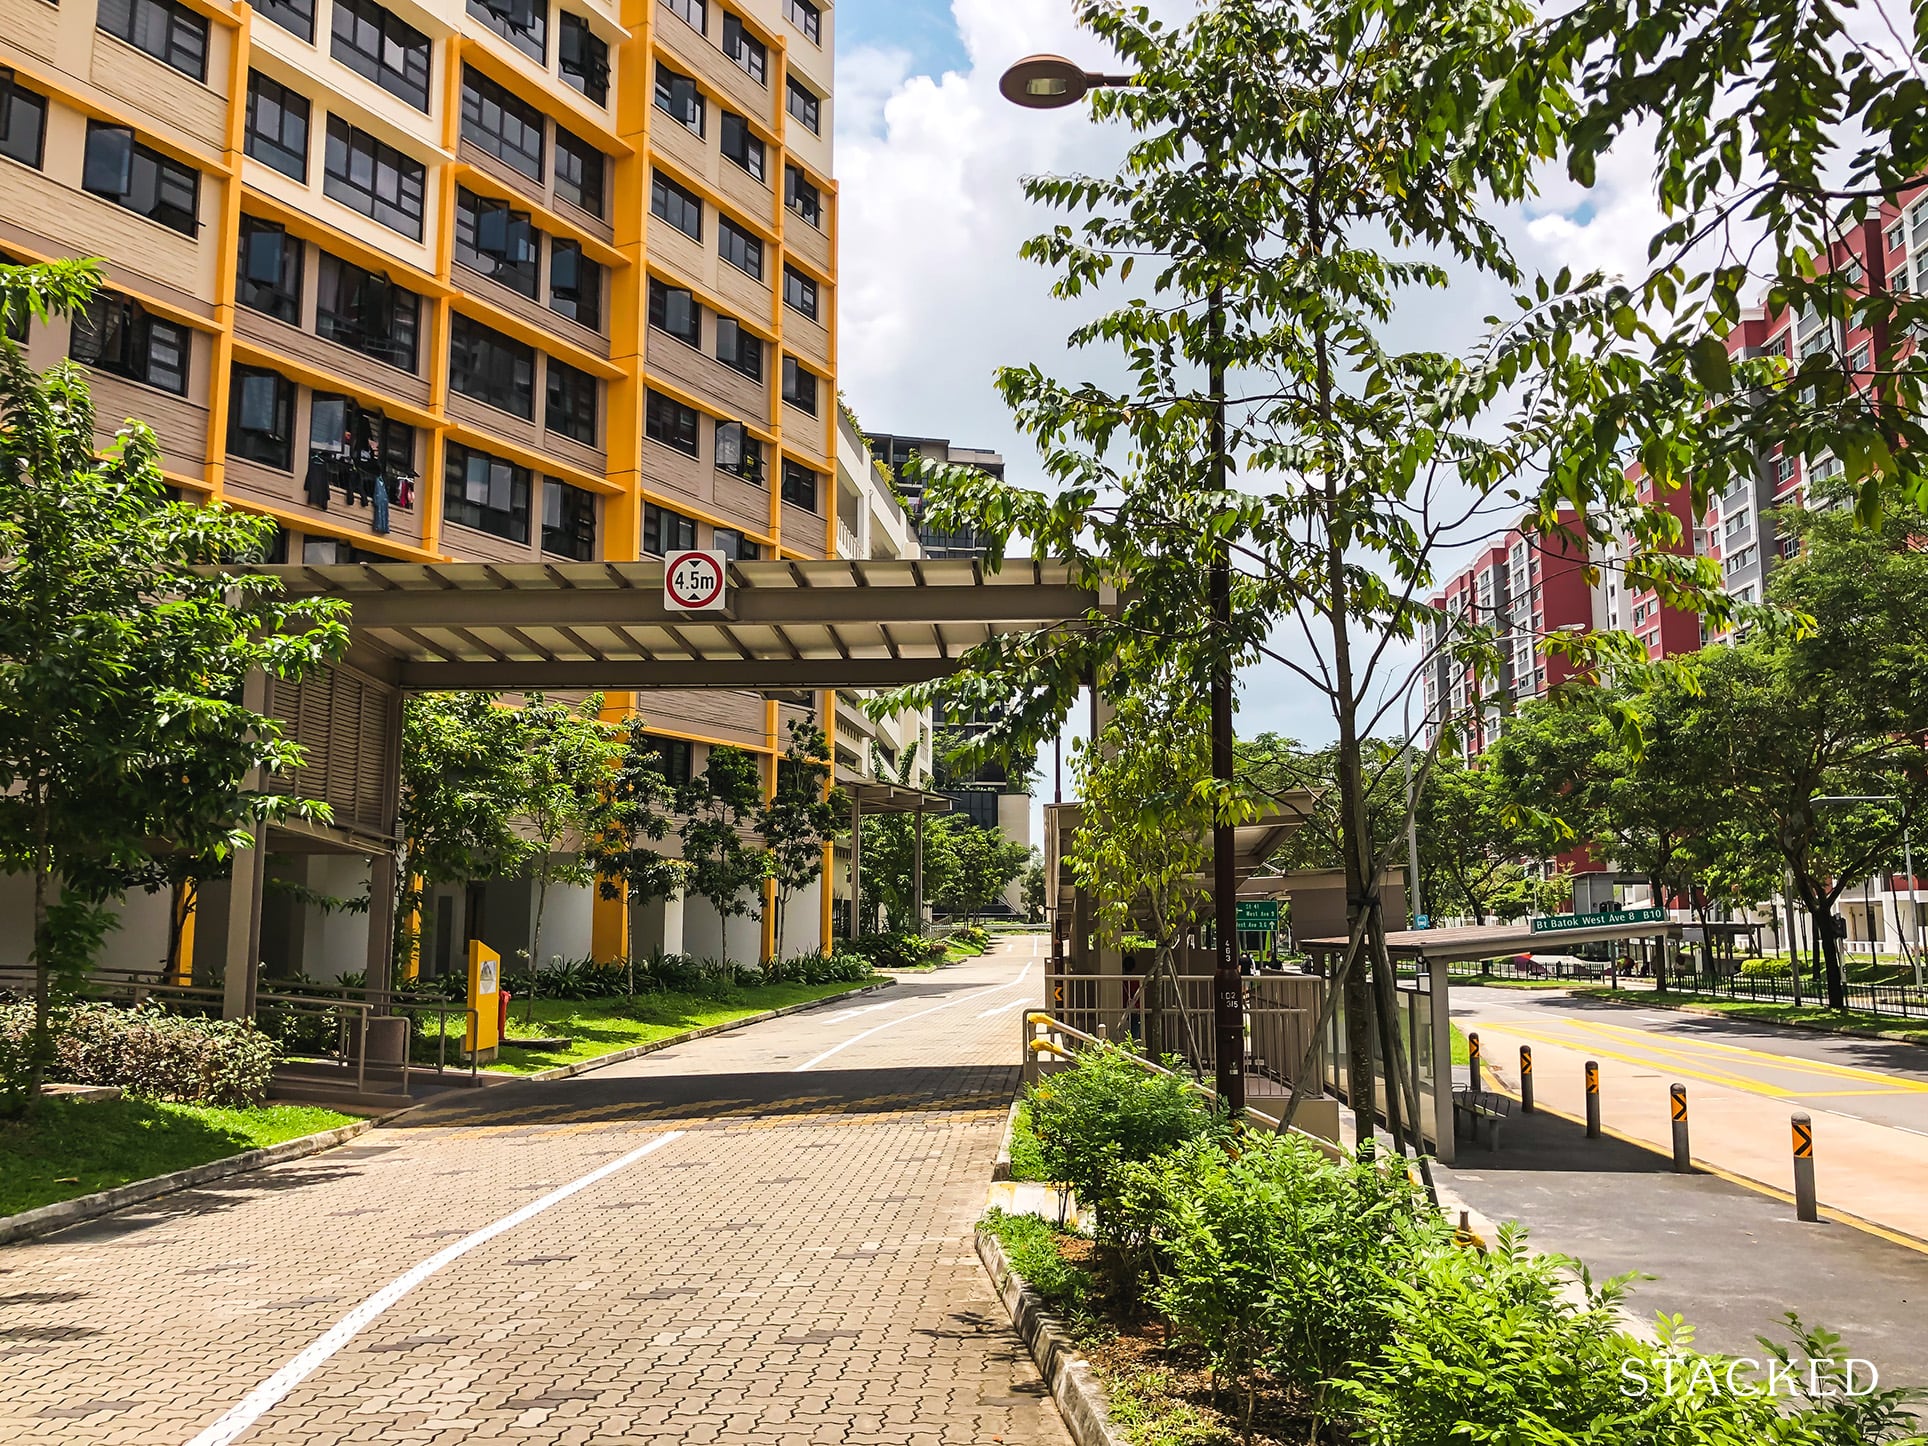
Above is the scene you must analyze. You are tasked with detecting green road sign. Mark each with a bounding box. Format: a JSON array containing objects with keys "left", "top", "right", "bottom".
[
  {"left": 1235, "top": 901, "right": 1280, "bottom": 929},
  {"left": 1529, "top": 907, "right": 1666, "bottom": 934}
]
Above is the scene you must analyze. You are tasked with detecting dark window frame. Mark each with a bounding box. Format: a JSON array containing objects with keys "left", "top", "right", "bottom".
[
  {"left": 715, "top": 314, "right": 761, "bottom": 382},
  {"left": 322, "top": 115, "right": 427, "bottom": 239},
  {"left": 244, "top": 71, "right": 310, "bottom": 182},
  {"left": 718, "top": 215, "right": 762, "bottom": 280},
  {"left": 785, "top": 74, "right": 819, "bottom": 133},
  {"left": 643, "top": 500, "right": 698, "bottom": 553},
  {"left": 315, "top": 250, "right": 421, "bottom": 373},
  {"left": 309, "top": 392, "right": 416, "bottom": 508},
  {"left": 661, "top": 0, "right": 705, "bottom": 34},
  {"left": 554, "top": 126, "right": 606, "bottom": 217},
  {"left": 542, "top": 476, "right": 598, "bottom": 559},
  {"left": 644, "top": 388, "right": 700, "bottom": 458},
  {"left": 651, "top": 169, "right": 702, "bottom": 240},
  {"left": 654, "top": 61, "right": 703, "bottom": 136},
  {"left": 227, "top": 363, "right": 298, "bottom": 471},
  {"left": 722, "top": 13, "right": 765, "bottom": 84},
  {"left": 722, "top": 111, "right": 765, "bottom": 181},
  {"left": 0, "top": 79, "right": 49, "bottom": 170},
  {"left": 781, "top": 354, "right": 817, "bottom": 415},
  {"left": 449, "top": 312, "right": 537, "bottom": 419},
  {"left": 331, "top": 0, "right": 433, "bottom": 112},
  {"left": 255, "top": 0, "right": 316, "bottom": 42},
  {"left": 461, "top": 68, "right": 546, "bottom": 183},
  {"left": 83, "top": 123, "right": 201, "bottom": 236},
  {"left": 545, "top": 357, "right": 598, "bottom": 445},
  {"left": 468, "top": 0, "right": 548, "bottom": 64},
  {"left": 444, "top": 441, "right": 532, "bottom": 543},
  {"left": 784, "top": 0, "right": 819, "bottom": 44},
  {"left": 783, "top": 264, "right": 818, "bottom": 322},
  {"left": 558, "top": 13, "right": 609, "bottom": 105},
  {"left": 97, "top": 0, "right": 208, "bottom": 82},
  {"left": 714, "top": 419, "right": 764, "bottom": 485},
  {"left": 712, "top": 526, "right": 760, "bottom": 560},
  {"left": 648, "top": 277, "right": 700, "bottom": 348},
  {"left": 784, "top": 163, "right": 820, "bottom": 226},
  {"left": 71, "top": 292, "right": 191, "bottom": 396},
  {"left": 548, "top": 240, "right": 602, "bottom": 331},
  {"left": 453, "top": 186, "right": 540, "bottom": 299},
  {"left": 780, "top": 459, "right": 818, "bottom": 512},
  {"left": 237, "top": 215, "right": 303, "bottom": 325}
]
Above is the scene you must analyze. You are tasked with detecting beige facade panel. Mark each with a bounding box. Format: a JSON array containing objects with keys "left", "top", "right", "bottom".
[
  {"left": 90, "top": 34, "right": 230, "bottom": 157},
  {"left": 782, "top": 400, "right": 828, "bottom": 462},
  {"left": 226, "top": 456, "right": 430, "bottom": 551},
  {"left": 5, "top": 0, "right": 61, "bottom": 66},
  {"left": 657, "top": 11, "right": 777, "bottom": 131},
  {"left": 89, "top": 372, "right": 211, "bottom": 474},
  {"left": 270, "top": 663, "right": 400, "bottom": 841},
  {"left": 554, "top": 192, "right": 615, "bottom": 246},
  {"left": 712, "top": 468, "right": 770, "bottom": 533},
  {"left": 784, "top": 305, "right": 830, "bottom": 373},
  {"left": 783, "top": 508, "right": 826, "bottom": 558},
  {"left": 715, "top": 152, "right": 772, "bottom": 225},
  {"left": 453, "top": 262, "right": 611, "bottom": 365},
  {"left": 442, "top": 517, "right": 543, "bottom": 565},
  {"left": 786, "top": 215, "right": 831, "bottom": 276},
  {"left": 233, "top": 308, "right": 435, "bottom": 412},
  {"left": 646, "top": 330, "right": 768, "bottom": 424},
  {"left": 447, "top": 389, "right": 543, "bottom": 453},
  {"left": 648, "top": 111, "right": 710, "bottom": 193},
  {"left": 712, "top": 251, "right": 770, "bottom": 323},
  {"left": 543, "top": 427, "right": 607, "bottom": 478},
  {"left": 641, "top": 434, "right": 722, "bottom": 517},
  {"left": 646, "top": 217, "right": 715, "bottom": 296},
  {"left": 642, "top": 687, "right": 768, "bottom": 750}
]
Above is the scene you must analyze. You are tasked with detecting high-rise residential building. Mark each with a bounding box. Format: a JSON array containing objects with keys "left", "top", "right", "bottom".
[
  {"left": 0, "top": 0, "right": 839, "bottom": 971},
  {"left": 863, "top": 430, "right": 1004, "bottom": 559}
]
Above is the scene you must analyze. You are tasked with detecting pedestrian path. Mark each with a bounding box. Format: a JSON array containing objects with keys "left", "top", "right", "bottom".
[{"left": 0, "top": 938, "right": 1069, "bottom": 1446}]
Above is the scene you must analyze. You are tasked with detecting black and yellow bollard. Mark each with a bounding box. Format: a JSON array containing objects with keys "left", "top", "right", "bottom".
[
  {"left": 1585, "top": 1059, "right": 1601, "bottom": 1138},
  {"left": 1792, "top": 1112, "right": 1818, "bottom": 1221},
  {"left": 1519, "top": 1045, "right": 1534, "bottom": 1113},
  {"left": 1670, "top": 1083, "right": 1690, "bottom": 1172},
  {"left": 1468, "top": 1031, "right": 1482, "bottom": 1092}
]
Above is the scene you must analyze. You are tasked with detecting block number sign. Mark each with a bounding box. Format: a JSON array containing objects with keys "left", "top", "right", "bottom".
[{"left": 665, "top": 550, "right": 728, "bottom": 612}]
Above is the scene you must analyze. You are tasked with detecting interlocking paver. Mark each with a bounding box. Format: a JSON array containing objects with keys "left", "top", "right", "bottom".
[{"left": 0, "top": 937, "right": 1067, "bottom": 1445}]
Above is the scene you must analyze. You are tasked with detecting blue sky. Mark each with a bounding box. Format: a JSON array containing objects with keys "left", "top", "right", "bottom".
[{"left": 836, "top": 0, "right": 969, "bottom": 79}]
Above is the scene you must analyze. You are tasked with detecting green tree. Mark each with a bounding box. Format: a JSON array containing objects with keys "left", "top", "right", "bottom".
[
  {"left": 584, "top": 716, "right": 685, "bottom": 982},
  {"left": 1070, "top": 681, "right": 1215, "bottom": 1057},
  {"left": 516, "top": 694, "right": 619, "bottom": 1023},
  {"left": 940, "top": 826, "right": 1030, "bottom": 926},
  {"left": 679, "top": 744, "right": 766, "bottom": 967},
  {"left": 398, "top": 692, "right": 534, "bottom": 976},
  {"left": 0, "top": 259, "right": 349, "bottom": 1107},
  {"left": 1414, "top": 754, "right": 1540, "bottom": 927},
  {"left": 759, "top": 719, "right": 839, "bottom": 959},
  {"left": 852, "top": 740, "right": 956, "bottom": 935},
  {"left": 1020, "top": 851, "right": 1047, "bottom": 924}
]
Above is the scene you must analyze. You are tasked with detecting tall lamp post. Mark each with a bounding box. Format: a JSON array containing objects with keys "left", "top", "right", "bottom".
[
  {"left": 1811, "top": 794, "right": 1921, "bottom": 987},
  {"left": 1001, "top": 55, "right": 1245, "bottom": 1114}
]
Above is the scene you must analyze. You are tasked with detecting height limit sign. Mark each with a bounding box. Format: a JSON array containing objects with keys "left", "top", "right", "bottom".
[{"left": 664, "top": 549, "right": 729, "bottom": 612}]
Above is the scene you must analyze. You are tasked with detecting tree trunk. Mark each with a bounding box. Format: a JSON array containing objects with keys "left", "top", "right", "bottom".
[
  {"left": 1819, "top": 903, "right": 1847, "bottom": 1011},
  {"left": 523, "top": 874, "right": 547, "bottom": 1028},
  {"left": 1649, "top": 874, "right": 1669, "bottom": 994},
  {"left": 26, "top": 793, "right": 53, "bottom": 1110}
]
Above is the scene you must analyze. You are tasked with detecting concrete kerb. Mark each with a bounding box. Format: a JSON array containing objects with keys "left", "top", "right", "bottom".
[
  {"left": 993, "top": 1097, "right": 1023, "bottom": 1181},
  {"left": 975, "top": 1225, "right": 1126, "bottom": 1446},
  {"left": 0, "top": 976, "right": 897, "bottom": 1249}
]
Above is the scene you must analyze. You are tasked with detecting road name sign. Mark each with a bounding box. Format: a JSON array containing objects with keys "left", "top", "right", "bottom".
[
  {"left": 665, "top": 549, "right": 728, "bottom": 612},
  {"left": 1236, "top": 900, "right": 1280, "bottom": 929},
  {"left": 1529, "top": 906, "right": 1666, "bottom": 934}
]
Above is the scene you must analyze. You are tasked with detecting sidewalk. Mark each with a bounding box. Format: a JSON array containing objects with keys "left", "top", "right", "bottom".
[{"left": 1464, "top": 1015, "right": 1928, "bottom": 1245}]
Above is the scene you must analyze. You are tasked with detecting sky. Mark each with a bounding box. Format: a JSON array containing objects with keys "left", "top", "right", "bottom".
[{"left": 828, "top": 0, "right": 1675, "bottom": 833}]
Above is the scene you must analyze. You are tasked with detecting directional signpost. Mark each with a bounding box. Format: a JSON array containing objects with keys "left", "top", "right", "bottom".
[
  {"left": 664, "top": 549, "right": 729, "bottom": 613},
  {"left": 1529, "top": 906, "right": 1666, "bottom": 934}
]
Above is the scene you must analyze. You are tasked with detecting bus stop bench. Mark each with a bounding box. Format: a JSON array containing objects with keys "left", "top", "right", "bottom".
[{"left": 1453, "top": 1089, "right": 1512, "bottom": 1149}]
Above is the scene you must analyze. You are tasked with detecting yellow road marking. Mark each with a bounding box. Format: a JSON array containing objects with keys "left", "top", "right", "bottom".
[
  {"left": 1523, "top": 1015, "right": 1928, "bottom": 1090},
  {"left": 1488, "top": 1023, "right": 1793, "bottom": 1096}
]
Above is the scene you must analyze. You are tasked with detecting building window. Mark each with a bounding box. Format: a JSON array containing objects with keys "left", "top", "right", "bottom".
[
  {"left": 449, "top": 313, "right": 536, "bottom": 418},
  {"left": 785, "top": 75, "right": 819, "bottom": 133},
  {"left": 654, "top": 62, "right": 703, "bottom": 135},
  {"left": 542, "top": 477, "right": 596, "bottom": 559},
  {"left": 255, "top": 0, "right": 315, "bottom": 42},
  {"left": 719, "top": 216, "right": 762, "bottom": 279},
  {"left": 712, "top": 527, "right": 759, "bottom": 561},
  {"left": 715, "top": 315, "right": 761, "bottom": 381},
  {"left": 780, "top": 459, "right": 817, "bottom": 511},
  {"left": 652, "top": 735, "right": 693, "bottom": 785},
  {"left": 454, "top": 187, "right": 539, "bottom": 298},
  {"left": 1849, "top": 342, "right": 1872, "bottom": 374},
  {"left": 784, "top": 164, "right": 820, "bottom": 226},
  {"left": 83, "top": 124, "right": 200, "bottom": 236},
  {"left": 323, "top": 116, "right": 426, "bottom": 239},
  {"left": 781, "top": 355, "right": 817, "bottom": 414},
  {"left": 1723, "top": 544, "right": 1756, "bottom": 577},
  {"left": 97, "top": 0, "right": 207, "bottom": 82},
  {"left": 559, "top": 14, "right": 608, "bottom": 104},
  {"left": 462, "top": 69, "right": 545, "bottom": 182},
  {"left": 0, "top": 78, "right": 49, "bottom": 170},
  {"left": 1776, "top": 451, "right": 1798, "bottom": 485},
  {"left": 468, "top": 0, "right": 547, "bottom": 63},
  {"left": 237, "top": 216, "right": 303, "bottom": 325},
  {"left": 71, "top": 293, "right": 190, "bottom": 395},
  {"left": 332, "top": 0, "right": 432, "bottom": 112},
  {"left": 661, "top": 0, "right": 704, "bottom": 29},
  {"left": 644, "top": 388, "right": 700, "bottom": 457},
  {"left": 245, "top": 73, "right": 310, "bottom": 181},
  {"left": 722, "top": 112, "right": 764, "bottom": 180},
  {"left": 545, "top": 358, "right": 598, "bottom": 445},
  {"left": 722, "top": 14, "right": 765, "bottom": 83},
  {"left": 315, "top": 252, "right": 420, "bottom": 372},
  {"left": 651, "top": 169, "right": 702, "bottom": 240},
  {"left": 445, "top": 442, "right": 532, "bottom": 542},
  {"left": 783, "top": 264, "right": 818, "bottom": 321},
  {"left": 648, "top": 278, "right": 700, "bottom": 347},
  {"left": 227, "top": 365, "right": 297, "bottom": 471},
  {"left": 784, "top": 0, "right": 819, "bottom": 44},
  {"left": 310, "top": 394, "right": 416, "bottom": 508},
  {"left": 554, "top": 126, "right": 605, "bottom": 217},
  {"left": 548, "top": 241, "right": 602, "bottom": 330},
  {"left": 715, "top": 420, "right": 763, "bottom": 484},
  {"left": 643, "top": 501, "right": 697, "bottom": 554}
]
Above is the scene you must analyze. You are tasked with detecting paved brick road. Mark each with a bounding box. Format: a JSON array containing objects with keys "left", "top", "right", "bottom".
[{"left": 0, "top": 937, "right": 1068, "bottom": 1446}]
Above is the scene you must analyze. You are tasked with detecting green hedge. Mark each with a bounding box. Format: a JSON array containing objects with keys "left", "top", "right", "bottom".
[
  {"left": 844, "top": 932, "right": 949, "bottom": 970},
  {"left": 0, "top": 1001, "right": 277, "bottom": 1108}
]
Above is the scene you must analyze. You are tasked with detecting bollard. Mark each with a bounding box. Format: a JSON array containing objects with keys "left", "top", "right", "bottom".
[
  {"left": 1519, "top": 1045, "right": 1535, "bottom": 1113},
  {"left": 1670, "top": 1083, "right": 1690, "bottom": 1172},
  {"left": 1792, "top": 1112, "right": 1818, "bottom": 1221},
  {"left": 1468, "top": 1031, "right": 1482, "bottom": 1091},
  {"left": 1585, "top": 1060, "right": 1601, "bottom": 1138}
]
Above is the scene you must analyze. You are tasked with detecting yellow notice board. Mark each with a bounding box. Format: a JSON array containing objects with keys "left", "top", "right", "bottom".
[{"left": 466, "top": 940, "right": 501, "bottom": 1055}]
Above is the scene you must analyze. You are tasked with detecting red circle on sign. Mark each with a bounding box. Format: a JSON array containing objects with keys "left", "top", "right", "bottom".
[{"left": 667, "top": 552, "right": 724, "bottom": 608}]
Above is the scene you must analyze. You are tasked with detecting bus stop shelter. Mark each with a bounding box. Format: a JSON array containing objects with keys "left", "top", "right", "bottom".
[
  {"left": 215, "top": 557, "right": 1110, "bottom": 1020},
  {"left": 1300, "top": 914, "right": 1685, "bottom": 1163}
]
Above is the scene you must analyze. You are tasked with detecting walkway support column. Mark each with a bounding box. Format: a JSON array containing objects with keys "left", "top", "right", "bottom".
[
  {"left": 365, "top": 851, "right": 397, "bottom": 1003},
  {"left": 913, "top": 804, "right": 925, "bottom": 935},
  {"left": 849, "top": 790, "right": 863, "bottom": 940},
  {"left": 222, "top": 669, "right": 270, "bottom": 1021}
]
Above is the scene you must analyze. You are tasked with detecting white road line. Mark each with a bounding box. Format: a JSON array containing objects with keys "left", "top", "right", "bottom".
[
  {"left": 793, "top": 958, "right": 1036, "bottom": 1072},
  {"left": 821, "top": 1002, "right": 896, "bottom": 1024},
  {"left": 976, "top": 995, "right": 1034, "bottom": 1019},
  {"left": 182, "top": 1129, "right": 686, "bottom": 1446}
]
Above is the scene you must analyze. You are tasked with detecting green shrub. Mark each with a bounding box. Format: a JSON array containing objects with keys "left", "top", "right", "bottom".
[
  {"left": 980, "top": 1207, "right": 1096, "bottom": 1326},
  {"left": 1739, "top": 956, "right": 1795, "bottom": 979},
  {"left": 0, "top": 1001, "right": 277, "bottom": 1107},
  {"left": 756, "top": 950, "right": 875, "bottom": 987},
  {"left": 1025, "top": 1046, "right": 1221, "bottom": 1241},
  {"left": 845, "top": 932, "right": 948, "bottom": 970}
]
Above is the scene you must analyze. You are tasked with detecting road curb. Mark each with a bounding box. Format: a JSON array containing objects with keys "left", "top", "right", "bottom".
[
  {"left": 974, "top": 1226, "right": 1124, "bottom": 1446},
  {"left": 0, "top": 1117, "right": 377, "bottom": 1249},
  {"left": 1587, "top": 990, "right": 1928, "bottom": 1049},
  {"left": 512, "top": 977, "right": 896, "bottom": 1083},
  {"left": 0, "top": 978, "right": 895, "bottom": 1250},
  {"left": 992, "top": 1099, "right": 1022, "bottom": 1181}
]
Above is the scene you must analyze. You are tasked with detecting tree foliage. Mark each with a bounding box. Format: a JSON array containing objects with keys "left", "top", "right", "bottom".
[
  {"left": 0, "top": 259, "right": 348, "bottom": 1106},
  {"left": 759, "top": 719, "right": 839, "bottom": 959},
  {"left": 679, "top": 744, "right": 766, "bottom": 964},
  {"left": 516, "top": 694, "right": 620, "bottom": 1021},
  {"left": 584, "top": 715, "right": 684, "bottom": 969}
]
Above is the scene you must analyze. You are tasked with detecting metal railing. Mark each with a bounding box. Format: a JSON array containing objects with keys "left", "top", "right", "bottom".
[{"left": 1657, "top": 969, "right": 1928, "bottom": 1020}]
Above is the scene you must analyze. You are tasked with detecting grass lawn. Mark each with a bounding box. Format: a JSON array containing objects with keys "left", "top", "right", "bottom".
[
  {"left": 1450, "top": 1022, "right": 1470, "bottom": 1066},
  {"left": 478, "top": 977, "right": 880, "bottom": 1074},
  {"left": 1463, "top": 976, "right": 1612, "bottom": 992},
  {"left": 1007, "top": 1100, "right": 1048, "bottom": 1182},
  {"left": 1600, "top": 990, "right": 1928, "bottom": 1047},
  {"left": 0, "top": 1097, "right": 356, "bottom": 1217}
]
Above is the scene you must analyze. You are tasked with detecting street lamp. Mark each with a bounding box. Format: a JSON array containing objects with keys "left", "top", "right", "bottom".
[
  {"left": 1810, "top": 794, "right": 1921, "bottom": 987},
  {"left": 998, "top": 55, "right": 1246, "bottom": 1114}
]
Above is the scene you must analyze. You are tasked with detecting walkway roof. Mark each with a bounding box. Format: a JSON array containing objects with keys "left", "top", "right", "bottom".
[
  {"left": 260, "top": 558, "right": 1109, "bottom": 692},
  {"left": 836, "top": 775, "right": 955, "bottom": 816},
  {"left": 1301, "top": 917, "right": 1683, "bottom": 965}
]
